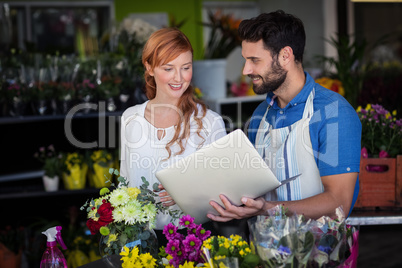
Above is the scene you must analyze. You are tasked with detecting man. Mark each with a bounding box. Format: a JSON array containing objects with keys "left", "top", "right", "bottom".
[{"left": 208, "top": 10, "right": 361, "bottom": 221}]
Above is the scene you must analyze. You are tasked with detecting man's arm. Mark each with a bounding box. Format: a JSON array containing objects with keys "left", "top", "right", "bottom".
[{"left": 207, "top": 172, "right": 358, "bottom": 221}]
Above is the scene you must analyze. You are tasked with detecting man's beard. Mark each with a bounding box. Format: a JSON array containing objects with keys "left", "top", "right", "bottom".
[{"left": 251, "top": 60, "right": 287, "bottom": 95}]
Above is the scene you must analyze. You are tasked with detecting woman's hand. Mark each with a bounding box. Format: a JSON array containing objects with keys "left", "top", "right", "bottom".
[
  {"left": 158, "top": 184, "right": 176, "bottom": 207},
  {"left": 207, "top": 194, "right": 268, "bottom": 222}
]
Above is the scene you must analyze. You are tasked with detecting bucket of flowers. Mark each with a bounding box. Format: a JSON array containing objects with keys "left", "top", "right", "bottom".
[
  {"left": 355, "top": 103, "right": 402, "bottom": 208},
  {"left": 248, "top": 205, "right": 359, "bottom": 268},
  {"left": 61, "top": 151, "right": 88, "bottom": 190},
  {"left": 81, "top": 168, "right": 176, "bottom": 267},
  {"left": 87, "top": 149, "right": 115, "bottom": 188}
]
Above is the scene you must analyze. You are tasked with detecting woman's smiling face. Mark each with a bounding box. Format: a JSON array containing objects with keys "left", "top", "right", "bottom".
[{"left": 149, "top": 51, "right": 193, "bottom": 101}]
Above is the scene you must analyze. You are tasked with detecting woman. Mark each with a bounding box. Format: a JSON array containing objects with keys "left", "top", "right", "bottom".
[{"left": 120, "top": 28, "right": 227, "bottom": 231}]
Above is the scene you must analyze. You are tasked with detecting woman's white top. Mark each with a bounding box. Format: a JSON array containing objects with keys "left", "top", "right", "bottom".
[{"left": 120, "top": 100, "right": 227, "bottom": 229}]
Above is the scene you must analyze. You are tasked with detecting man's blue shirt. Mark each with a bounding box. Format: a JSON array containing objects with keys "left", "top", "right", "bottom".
[{"left": 247, "top": 72, "right": 362, "bottom": 215}]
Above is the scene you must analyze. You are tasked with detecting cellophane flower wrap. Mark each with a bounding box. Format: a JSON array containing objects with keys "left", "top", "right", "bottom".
[
  {"left": 248, "top": 205, "right": 359, "bottom": 268},
  {"left": 62, "top": 152, "right": 88, "bottom": 189},
  {"left": 88, "top": 150, "right": 114, "bottom": 188},
  {"left": 81, "top": 168, "right": 172, "bottom": 258},
  {"left": 201, "top": 234, "right": 260, "bottom": 268}
]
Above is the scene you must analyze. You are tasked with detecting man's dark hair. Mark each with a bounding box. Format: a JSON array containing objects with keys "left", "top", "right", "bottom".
[{"left": 238, "top": 10, "right": 306, "bottom": 63}]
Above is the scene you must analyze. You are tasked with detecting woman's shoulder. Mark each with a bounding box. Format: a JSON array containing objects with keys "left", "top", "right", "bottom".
[{"left": 122, "top": 101, "right": 148, "bottom": 120}]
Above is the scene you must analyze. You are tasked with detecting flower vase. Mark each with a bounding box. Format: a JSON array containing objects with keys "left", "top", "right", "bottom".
[
  {"left": 355, "top": 157, "right": 397, "bottom": 208},
  {"left": 192, "top": 59, "right": 227, "bottom": 99},
  {"left": 89, "top": 163, "right": 113, "bottom": 188},
  {"left": 42, "top": 175, "right": 59, "bottom": 192},
  {"left": 81, "top": 95, "right": 95, "bottom": 114},
  {"left": 99, "top": 225, "right": 158, "bottom": 263},
  {"left": 106, "top": 97, "right": 117, "bottom": 112},
  {"left": 62, "top": 163, "right": 88, "bottom": 190},
  {"left": 9, "top": 97, "right": 28, "bottom": 117},
  {"left": 31, "top": 99, "right": 49, "bottom": 115}
]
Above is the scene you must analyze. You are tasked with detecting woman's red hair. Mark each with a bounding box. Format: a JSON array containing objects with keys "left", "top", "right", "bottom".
[{"left": 142, "top": 27, "right": 207, "bottom": 158}]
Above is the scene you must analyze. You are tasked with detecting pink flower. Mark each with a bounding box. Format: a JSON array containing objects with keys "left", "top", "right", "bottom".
[
  {"left": 379, "top": 150, "right": 390, "bottom": 158},
  {"left": 195, "top": 225, "right": 211, "bottom": 240},
  {"left": 165, "top": 239, "right": 181, "bottom": 257},
  {"left": 163, "top": 223, "right": 179, "bottom": 240},
  {"left": 179, "top": 215, "right": 196, "bottom": 229},
  {"left": 361, "top": 147, "right": 368, "bottom": 158},
  {"left": 182, "top": 234, "right": 202, "bottom": 253}
]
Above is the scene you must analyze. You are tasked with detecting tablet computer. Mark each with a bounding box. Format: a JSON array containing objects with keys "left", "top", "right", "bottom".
[{"left": 155, "top": 129, "right": 281, "bottom": 224}]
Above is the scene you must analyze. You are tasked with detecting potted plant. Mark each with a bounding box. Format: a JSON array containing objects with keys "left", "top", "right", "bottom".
[
  {"left": 61, "top": 151, "right": 88, "bottom": 190},
  {"left": 87, "top": 149, "right": 115, "bottom": 188},
  {"left": 34, "top": 145, "right": 63, "bottom": 192},
  {"left": 355, "top": 103, "right": 402, "bottom": 208},
  {"left": 193, "top": 10, "right": 242, "bottom": 99}
]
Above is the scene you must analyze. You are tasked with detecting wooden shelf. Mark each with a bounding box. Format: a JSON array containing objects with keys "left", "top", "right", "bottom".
[{"left": 0, "top": 188, "right": 100, "bottom": 200}]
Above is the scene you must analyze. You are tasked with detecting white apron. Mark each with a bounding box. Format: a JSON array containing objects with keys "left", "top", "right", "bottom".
[{"left": 256, "top": 89, "right": 323, "bottom": 201}]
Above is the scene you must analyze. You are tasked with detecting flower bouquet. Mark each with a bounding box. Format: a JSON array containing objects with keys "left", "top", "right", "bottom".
[
  {"left": 356, "top": 103, "right": 402, "bottom": 158},
  {"left": 248, "top": 205, "right": 359, "bottom": 268},
  {"left": 81, "top": 168, "right": 171, "bottom": 263},
  {"left": 202, "top": 234, "right": 260, "bottom": 268},
  {"left": 61, "top": 152, "right": 88, "bottom": 190},
  {"left": 160, "top": 215, "right": 211, "bottom": 267},
  {"left": 88, "top": 150, "right": 115, "bottom": 188}
]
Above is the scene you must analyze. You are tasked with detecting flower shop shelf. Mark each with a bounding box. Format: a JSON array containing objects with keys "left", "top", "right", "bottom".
[
  {"left": 0, "top": 187, "right": 99, "bottom": 200},
  {"left": 347, "top": 210, "right": 402, "bottom": 225},
  {"left": 0, "top": 111, "right": 123, "bottom": 125}
]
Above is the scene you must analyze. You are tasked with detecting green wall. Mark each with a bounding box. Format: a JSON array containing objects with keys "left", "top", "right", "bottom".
[{"left": 114, "top": 0, "right": 204, "bottom": 59}]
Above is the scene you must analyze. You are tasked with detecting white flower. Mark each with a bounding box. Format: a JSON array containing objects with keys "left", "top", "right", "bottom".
[
  {"left": 112, "top": 206, "right": 125, "bottom": 223},
  {"left": 142, "top": 203, "right": 157, "bottom": 221},
  {"left": 120, "top": 18, "right": 157, "bottom": 43},
  {"left": 122, "top": 199, "right": 143, "bottom": 225},
  {"left": 109, "top": 187, "right": 130, "bottom": 207}
]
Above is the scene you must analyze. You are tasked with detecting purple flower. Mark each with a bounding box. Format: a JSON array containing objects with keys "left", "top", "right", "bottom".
[
  {"left": 196, "top": 225, "right": 211, "bottom": 240},
  {"left": 165, "top": 239, "right": 181, "bottom": 256},
  {"left": 361, "top": 147, "right": 368, "bottom": 158},
  {"left": 278, "top": 245, "right": 291, "bottom": 254},
  {"left": 163, "top": 223, "right": 178, "bottom": 240},
  {"left": 179, "top": 215, "right": 196, "bottom": 229},
  {"left": 182, "top": 234, "right": 202, "bottom": 253},
  {"left": 187, "top": 249, "right": 201, "bottom": 262},
  {"left": 379, "top": 150, "right": 390, "bottom": 158},
  {"left": 396, "top": 119, "right": 402, "bottom": 127},
  {"left": 169, "top": 248, "right": 185, "bottom": 267},
  {"left": 318, "top": 245, "right": 332, "bottom": 254}
]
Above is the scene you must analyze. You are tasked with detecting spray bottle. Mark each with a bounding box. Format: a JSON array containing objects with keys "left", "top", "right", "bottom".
[{"left": 40, "top": 226, "right": 68, "bottom": 268}]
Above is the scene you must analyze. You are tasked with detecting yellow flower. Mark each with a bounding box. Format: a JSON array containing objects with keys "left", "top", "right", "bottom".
[
  {"left": 214, "top": 255, "right": 226, "bottom": 261},
  {"left": 127, "top": 187, "right": 141, "bottom": 199},
  {"left": 120, "top": 246, "right": 139, "bottom": 267},
  {"left": 356, "top": 106, "right": 362, "bottom": 113},
  {"left": 179, "top": 261, "right": 197, "bottom": 268},
  {"left": 139, "top": 252, "right": 157, "bottom": 268},
  {"left": 107, "top": 233, "right": 118, "bottom": 247},
  {"left": 386, "top": 112, "right": 392, "bottom": 119},
  {"left": 392, "top": 110, "right": 397, "bottom": 116},
  {"left": 365, "top": 104, "right": 372, "bottom": 111},
  {"left": 239, "top": 249, "right": 245, "bottom": 256}
]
